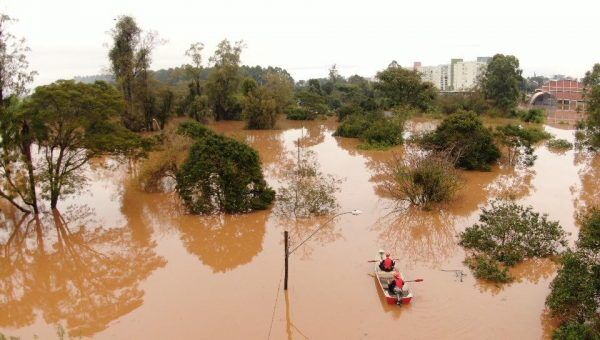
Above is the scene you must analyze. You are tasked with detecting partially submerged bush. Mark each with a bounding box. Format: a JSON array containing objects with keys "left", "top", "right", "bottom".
[
  {"left": 512, "top": 108, "right": 546, "bottom": 123},
  {"left": 137, "top": 125, "right": 194, "bottom": 192},
  {"left": 383, "top": 150, "right": 461, "bottom": 209},
  {"left": 495, "top": 124, "right": 551, "bottom": 167},
  {"left": 464, "top": 255, "right": 513, "bottom": 283},
  {"left": 545, "top": 207, "right": 600, "bottom": 339},
  {"left": 275, "top": 150, "right": 342, "bottom": 218},
  {"left": 419, "top": 110, "right": 500, "bottom": 170},
  {"left": 244, "top": 86, "right": 278, "bottom": 129},
  {"left": 286, "top": 106, "right": 317, "bottom": 120},
  {"left": 460, "top": 199, "right": 567, "bottom": 266},
  {"left": 176, "top": 121, "right": 275, "bottom": 214},
  {"left": 547, "top": 138, "right": 574, "bottom": 151},
  {"left": 334, "top": 113, "right": 404, "bottom": 149}
]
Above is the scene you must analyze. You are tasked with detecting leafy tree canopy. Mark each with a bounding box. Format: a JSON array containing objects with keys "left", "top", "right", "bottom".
[
  {"left": 481, "top": 54, "right": 523, "bottom": 113},
  {"left": 420, "top": 110, "right": 500, "bottom": 170},
  {"left": 175, "top": 121, "right": 274, "bottom": 214}
]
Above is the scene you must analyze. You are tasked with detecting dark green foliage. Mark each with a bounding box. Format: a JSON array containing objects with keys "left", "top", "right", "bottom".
[
  {"left": 334, "top": 113, "right": 404, "bottom": 148},
  {"left": 24, "top": 80, "right": 148, "bottom": 208},
  {"left": 420, "top": 111, "right": 500, "bottom": 170},
  {"left": 518, "top": 108, "right": 546, "bottom": 123},
  {"left": 464, "top": 255, "right": 513, "bottom": 283},
  {"left": 578, "top": 208, "right": 600, "bottom": 253},
  {"left": 552, "top": 321, "right": 599, "bottom": 340},
  {"left": 546, "top": 252, "right": 598, "bottom": 323},
  {"left": 580, "top": 64, "right": 600, "bottom": 150},
  {"left": 177, "top": 120, "right": 212, "bottom": 139},
  {"left": 481, "top": 54, "right": 523, "bottom": 113},
  {"left": 175, "top": 122, "right": 274, "bottom": 214},
  {"left": 547, "top": 138, "right": 574, "bottom": 151},
  {"left": 375, "top": 63, "right": 437, "bottom": 111},
  {"left": 546, "top": 207, "right": 600, "bottom": 339},
  {"left": 361, "top": 119, "right": 403, "bottom": 147},
  {"left": 286, "top": 106, "right": 316, "bottom": 120},
  {"left": 460, "top": 200, "right": 567, "bottom": 266},
  {"left": 244, "top": 86, "right": 277, "bottom": 129},
  {"left": 495, "top": 124, "right": 551, "bottom": 167}
]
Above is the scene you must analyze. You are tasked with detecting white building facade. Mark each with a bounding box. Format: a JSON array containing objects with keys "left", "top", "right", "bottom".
[{"left": 414, "top": 57, "right": 490, "bottom": 91}]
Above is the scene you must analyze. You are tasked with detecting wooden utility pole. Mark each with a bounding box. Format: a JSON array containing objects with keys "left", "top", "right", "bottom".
[{"left": 284, "top": 230, "right": 289, "bottom": 290}]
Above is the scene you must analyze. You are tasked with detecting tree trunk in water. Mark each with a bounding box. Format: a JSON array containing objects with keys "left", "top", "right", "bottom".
[{"left": 20, "top": 120, "right": 39, "bottom": 214}]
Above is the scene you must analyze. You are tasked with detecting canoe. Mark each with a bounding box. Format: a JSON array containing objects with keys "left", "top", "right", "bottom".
[{"left": 375, "top": 264, "right": 413, "bottom": 305}]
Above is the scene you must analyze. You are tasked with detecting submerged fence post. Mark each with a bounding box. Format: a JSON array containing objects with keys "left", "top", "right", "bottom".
[{"left": 284, "top": 230, "right": 289, "bottom": 290}]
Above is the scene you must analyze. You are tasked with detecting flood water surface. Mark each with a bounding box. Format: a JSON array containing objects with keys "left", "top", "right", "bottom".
[{"left": 0, "top": 119, "right": 597, "bottom": 339}]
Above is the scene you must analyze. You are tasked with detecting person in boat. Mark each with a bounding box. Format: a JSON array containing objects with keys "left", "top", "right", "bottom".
[
  {"left": 379, "top": 252, "right": 395, "bottom": 272},
  {"left": 388, "top": 272, "right": 405, "bottom": 305}
]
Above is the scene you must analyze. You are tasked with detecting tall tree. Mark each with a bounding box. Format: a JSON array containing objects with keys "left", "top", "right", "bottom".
[
  {"left": 24, "top": 80, "right": 148, "bottom": 209},
  {"left": 264, "top": 69, "right": 293, "bottom": 113},
  {"left": 374, "top": 62, "right": 437, "bottom": 111},
  {"left": 205, "top": 39, "right": 245, "bottom": 120},
  {"left": 0, "top": 13, "right": 37, "bottom": 213},
  {"left": 480, "top": 54, "right": 523, "bottom": 113},
  {"left": 108, "top": 15, "right": 159, "bottom": 131},
  {"left": 0, "top": 14, "right": 36, "bottom": 107},
  {"left": 185, "top": 42, "right": 204, "bottom": 97},
  {"left": 244, "top": 86, "right": 277, "bottom": 129}
]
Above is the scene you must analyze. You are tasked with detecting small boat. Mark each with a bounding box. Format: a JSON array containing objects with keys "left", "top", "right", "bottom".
[{"left": 374, "top": 255, "right": 413, "bottom": 305}]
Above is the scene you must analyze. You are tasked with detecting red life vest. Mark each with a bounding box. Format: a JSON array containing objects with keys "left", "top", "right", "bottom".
[
  {"left": 394, "top": 277, "right": 404, "bottom": 289},
  {"left": 383, "top": 258, "right": 394, "bottom": 270}
]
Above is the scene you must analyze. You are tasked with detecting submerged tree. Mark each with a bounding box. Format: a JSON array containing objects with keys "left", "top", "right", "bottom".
[
  {"left": 205, "top": 39, "right": 245, "bottom": 120},
  {"left": 0, "top": 13, "right": 37, "bottom": 213},
  {"left": 244, "top": 86, "right": 277, "bottom": 129},
  {"left": 546, "top": 207, "right": 600, "bottom": 338},
  {"left": 419, "top": 110, "right": 500, "bottom": 170},
  {"left": 460, "top": 199, "right": 567, "bottom": 282},
  {"left": 23, "top": 80, "right": 149, "bottom": 208},
  {"left": 382, "top": 150, "right": 461, "bottom": 209},
  {"left": 108, "top": 15, "right": 160, "bottom": 131},
  {"left": 276, "top": 149, "right": 342, "bottom": 218},
  {"left": 494, "top": 124, "right": 551, "bottom": 167},
  {"left": 175, "top": 121, "right": 275, "bottom": 214},
  {"left": 579, "top": 63, "right": 600, "bottom": 150}
]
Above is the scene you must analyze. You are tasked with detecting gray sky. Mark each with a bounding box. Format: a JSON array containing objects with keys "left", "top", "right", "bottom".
[{"left": 2, "top": 0, "right": 598, "bottom": 87}]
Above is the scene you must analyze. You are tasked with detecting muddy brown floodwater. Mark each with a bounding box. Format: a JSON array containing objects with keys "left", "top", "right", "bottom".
[{"left": 0, "top": 118, "right": 598, "bottom": 339}]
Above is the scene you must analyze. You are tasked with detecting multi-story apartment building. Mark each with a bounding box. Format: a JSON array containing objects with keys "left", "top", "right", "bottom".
[{"left": 413, "top": 57, "right": 490, "bottom": 91}]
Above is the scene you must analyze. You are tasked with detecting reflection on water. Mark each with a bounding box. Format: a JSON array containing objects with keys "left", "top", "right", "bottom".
[
  {"left": 0, "top": 205, "right": 165, "bottom": 337},
  {"left": 177, "top": 211, "right": 268, "bottom": 273},
  {"left": 373, "top": 209, "right": 457, "bottom": 267},
  {"left": 0, "top": 118, "right": 589, "bottom": 339}
]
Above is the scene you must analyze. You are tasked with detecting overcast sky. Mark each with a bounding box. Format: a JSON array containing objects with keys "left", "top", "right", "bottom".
[{"left": 2, "top": 0, "right": 598, "bottom": 87}]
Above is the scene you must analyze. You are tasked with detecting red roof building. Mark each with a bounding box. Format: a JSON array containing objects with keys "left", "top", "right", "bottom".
[{"left": 530, "top": 79, "right": 585, "bottom": 112}]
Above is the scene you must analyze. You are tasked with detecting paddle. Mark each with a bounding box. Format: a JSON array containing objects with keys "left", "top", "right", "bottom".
[
  {"left": 367, "top": 259, "right": 399, "bottom": 262},
  {"left": 404, "top": 279, "right": 424, "bottom": 283}
]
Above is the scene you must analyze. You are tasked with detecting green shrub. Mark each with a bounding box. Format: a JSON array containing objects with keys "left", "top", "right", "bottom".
[
  {"left": 176, "top": 122, "right": 275, "bottom": 214},
  {"left": 552, "top": 321, "right": 598, "bottom": 340},
  {"left": 286, "top": 106, "right": 317, "bottom": 120},
  {"left": 464, "top": 255, "right": 513, "bottom": 283},
  {"left": 495, "top": 124, "right": 551, "bottom": 166},
  {"left": 520, "top": 108, "right": 546, "bottom": 123},
  {"left": 420, "top": 110, "right": 501, "bottom": 170},
  {"left": 244, "top": 87, "right": 278, "bottom": 129},
  {"left": 334, "top": 113, "right": 404, "bottom": 149},
  {"left": 460, "top": 199, "right": 567, "bottom": 266},
  {"left": 547, "top": 138, "right": 574, "bottom": 151}
]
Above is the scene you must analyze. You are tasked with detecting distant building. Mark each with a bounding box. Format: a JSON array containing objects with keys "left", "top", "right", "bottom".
[
  {"left": 414, "top": 57, "right": 490, "bottom": 91},
  {"left": 529, "top": 79, "right": 585, "bottom": 112}
]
